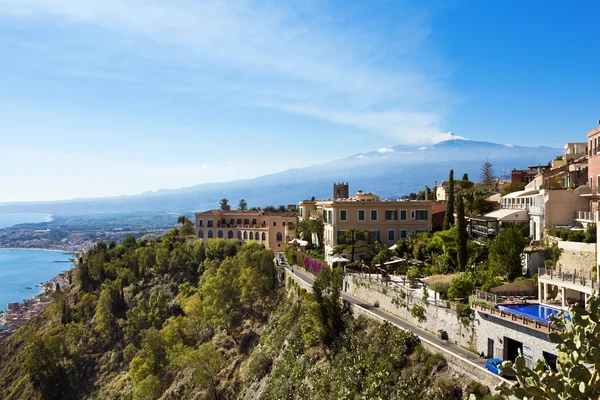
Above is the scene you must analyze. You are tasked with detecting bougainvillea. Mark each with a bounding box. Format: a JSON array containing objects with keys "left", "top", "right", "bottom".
[{"left": 300, "top": 253, "right": 326, "bottom": 275}]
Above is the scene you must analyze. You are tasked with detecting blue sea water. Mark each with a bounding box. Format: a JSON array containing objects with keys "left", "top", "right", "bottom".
[
  {"left": 0, "top": 213, "right": 51, "bottom": 229},
  {"left": 0, "top": 249, "right": 73, "bottom": 310}
]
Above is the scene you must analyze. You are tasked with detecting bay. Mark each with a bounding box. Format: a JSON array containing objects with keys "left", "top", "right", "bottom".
[
  {"left": 0, "top": 249, "right": 73, "bottom": 310},
  {"left": 0, "top": 213, "right": 51, "bottom": 229}
]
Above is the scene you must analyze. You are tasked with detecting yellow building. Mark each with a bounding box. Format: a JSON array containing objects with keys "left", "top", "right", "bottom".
[
  {"left": 299, "top": 183, "right": 436, "bottom": 264},
  {"left": 194, "top": 205, "right": 297, "bottom": 251}
]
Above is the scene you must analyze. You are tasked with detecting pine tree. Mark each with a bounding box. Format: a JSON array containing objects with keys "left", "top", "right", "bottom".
[
  {"left": 480, "top": 160, "right": 496, "bottom": 186},
  {"left": 456, "top": 194, "right": 468, "bottom": 271},
  {"left": 443, "top": 170, "right": 455, "bottom": 230},
  {"left": 238, "top": 199, "right": 248, "bottom": 211}
]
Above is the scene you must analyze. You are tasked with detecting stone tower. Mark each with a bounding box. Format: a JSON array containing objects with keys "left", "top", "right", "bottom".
[{"left": 333, "top": 182, "right": 349, "bottom": 200}]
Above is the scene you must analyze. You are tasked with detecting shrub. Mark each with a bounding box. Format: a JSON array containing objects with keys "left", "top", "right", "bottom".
[
  {"left": 411, "top": 305, "right": 426, "bottom": 323},
  {"left": 447, "top": 274, "right": 475, "bottom": 299},
  {"left": 249, "top": 352, "right": 273, "bottom": 380}
]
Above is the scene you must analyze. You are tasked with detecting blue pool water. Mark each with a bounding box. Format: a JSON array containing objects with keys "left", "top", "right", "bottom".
[{"left": 497, "top": 303, "right": 567, "bottom": 324}]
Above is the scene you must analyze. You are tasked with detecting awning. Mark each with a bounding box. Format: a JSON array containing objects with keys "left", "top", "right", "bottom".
[{"left": 482, "top": 208, "right": 529, "bottom": 222}]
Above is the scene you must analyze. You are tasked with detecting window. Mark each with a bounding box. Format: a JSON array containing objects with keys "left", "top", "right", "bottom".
[
  {"left": 262, "top": 232, "right": 266, "bottom": 240},
  {"left": 370, "top": 210, "right": 378, "bottom": 221},
  {"left": 237, "top": 218, "right": 242, "bottom": 225},
  {"left": 207, "top": 220, "right": 213, "bottom": 228},
  {"left": 252, "top": 219, "right": 257, "bottom": 225},
  {"left": 199, "top": 219, "right": 203, "bottom": 227},
  {"left": 256, "top": 232, "right": 260, "bottom": 240},
  {"left": 340, "top": 210, "right": 347, "bottom": 221},
  {"left": 273, "top": 221, "right": 277, "bottom": 227},
  {"left": 238, "top": 231, "right": 242, "bottom": 239},
  {"left": 358, "top": 210, "right": 365, "bottom": 221},
  {"left": 243, "top": 231, "right": 248, "bottom": 239},
  {"left": 337, "top": 230, "right": 346, "bottom": 244},
  {"left": 244, "top": 218, "right": 249, "bottom": 225},
  {"left": 276, "top": 232, "right": 283, "bottom": 241},
  {"left": 385, "top": 210, "right": 397, "bottom": 221},
  {"left": 230, "top": 218, "right": 235, "bottom": 225},
  {"left": 400, "top": 230, "right": 408, "bottom": 239},
  {"left": 323, "top": 210, "right": 327, "bottom": 222},
  {"left": 415, "top": 210, "right": 428, "bottom": 221},
  {"left": 411, "top": 210, "right": 415, "bottom": 219},
  {"left": 370, "top": 230, "right": 380, "bottom": 242},
  {"left": 208, "top": 230, "right": 213, "bottom": 238},
  {"left": 199, "top": 230, "right": 204, "bottom": 238},
  {"left": 299, "top": 208, "right": 303, "bottom": 217},
  {"left": 283, "top": 222, "right": 286, "bottom": 226},
  {"left": 250, "top": 232, "right": 254, "bottom": 240},
  {"left": 400, "top": 210, "right": 407, "bottom": 221},
  {"left": 328, "top": 210, "right": 333, "bottom": 223},
  {"left": 228, "top": 230, "right": 234, "bottom": 239},
  {"left": 388, "top": 230, "right": 395, "bottom": 241},
  {"left": 218, "top": 230, "right": 223, "bottom": 238}
]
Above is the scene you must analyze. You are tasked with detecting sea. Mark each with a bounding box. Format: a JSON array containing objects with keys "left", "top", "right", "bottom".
[{"left": 0, "top": 214, "right": 72, "bottom": 310}]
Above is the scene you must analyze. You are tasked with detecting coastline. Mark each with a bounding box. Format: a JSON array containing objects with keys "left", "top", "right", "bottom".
[{"left": 0, "top": 247, "right": 75, "bottom": 254}]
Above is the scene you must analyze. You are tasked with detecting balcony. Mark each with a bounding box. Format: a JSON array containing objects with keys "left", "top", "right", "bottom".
[
  {"left": 529, "top": 205, "right": 544, "bottom": 215},
  {"left": 579, "top": 186, "right": 600, "bottom": 198},
  {"left": 538, "top": 267, "right": 599, "bottom": 292},
  {"left": 575, "top": 211, "right": 598, "bottom": 222}
]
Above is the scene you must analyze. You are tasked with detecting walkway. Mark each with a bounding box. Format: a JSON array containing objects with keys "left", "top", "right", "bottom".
[{"left": 284, "top": 265, "right": 511, "bottom": 387}]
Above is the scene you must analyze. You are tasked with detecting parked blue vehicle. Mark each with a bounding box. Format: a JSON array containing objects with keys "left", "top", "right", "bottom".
[{"left": 485, "top": 358, "right": 503, "bottom": 375}]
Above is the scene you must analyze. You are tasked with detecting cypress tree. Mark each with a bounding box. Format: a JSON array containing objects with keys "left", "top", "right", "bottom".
[
  {"left": 456, "top": 194, "right": 468, "bottom": 271},
  {"left": 443, "top": 169, "right": 455, "bottom": 230}
]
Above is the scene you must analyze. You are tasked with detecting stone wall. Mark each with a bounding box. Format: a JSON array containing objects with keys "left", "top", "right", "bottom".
[
  {"left": 555, "top": 239, "right": 596, "bottom": 273},
  {"left": 473, "top": 310, "right": 556, "bottom": 369},
  {"left": 344, "top": 274, "right": 476, "bottom": 350}
]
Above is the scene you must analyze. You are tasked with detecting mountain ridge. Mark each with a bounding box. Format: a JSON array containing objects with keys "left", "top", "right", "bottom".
[{"left": 0, "top": 138, "right": 562, "bottom": 215}]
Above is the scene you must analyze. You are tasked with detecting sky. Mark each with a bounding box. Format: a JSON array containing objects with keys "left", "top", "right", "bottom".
[{"left": 1, "top": 0, "right": 599, "bottom": 202}]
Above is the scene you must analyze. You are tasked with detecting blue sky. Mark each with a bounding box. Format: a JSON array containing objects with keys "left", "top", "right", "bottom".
[{"left": 1, "top": 0, "right": 599, "bottom": 202}]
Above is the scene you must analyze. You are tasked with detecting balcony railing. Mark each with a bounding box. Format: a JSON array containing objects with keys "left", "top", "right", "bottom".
[
  {"left": 579, "top": 186, "right": 599, "bottom": 196},
  {"left": 529, "top": 205, "right": 544, "bottom": 215},
  {"left": 575, "top": 211, "right": 597, "bottom": 222},
  {"left": 538, "top": 267, "right": 598, "bottom": 290}
]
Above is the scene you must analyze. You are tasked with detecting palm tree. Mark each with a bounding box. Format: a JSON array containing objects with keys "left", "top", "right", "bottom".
[
  {"left": 309, "top": 218, "right": 325, "bottom": 248},
  {"left": 297, "top": 219, "right": 313, "bottom": 245},
  {"left": 219, "top": 198, "right": 229, "bottom": 208}
]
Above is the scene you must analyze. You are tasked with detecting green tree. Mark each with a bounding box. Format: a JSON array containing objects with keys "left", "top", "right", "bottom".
[
  {"left": 456, "top": 194, "right": 468, "bottom": 271},
  {"left": 186, "top": 343, "right": 226, "bottom": 400},
  {"left": 26, "top": 336, "right": 67, "bottom": 400},
  {"left": 219, "top": 198, "right": 229, "bottom": 208},
  {"left": 123, "top": 234, "right": 138, "bottom": 250},
  {"left": 309, "top": 217, "right": 325, "bottom": 248},
  {"left": 447, "top": 274, "right": 475, "bottom": 299},
  {"left": 489, "top": 224, "right": 527, "bottom": 280},
  {"left": 480, "top": 160, "right": 496, "bottom": 186},
  {"left": 443, "top": 169, "right": 455, "bottom": 230},
  {"left": 499, "top": 295, "right": 600, "bottom": 399},
  {"left": 238, "top": 199, "right": 248, "bottom": 211},
  {"left": 296, "top": 219, "right": 313, "bottom": 245},
  {"left": 312, "top": 266, "right": 346, "bottom": 346},
  {"left": 94, "top": 285, "right": 117, "bottom": 346}
]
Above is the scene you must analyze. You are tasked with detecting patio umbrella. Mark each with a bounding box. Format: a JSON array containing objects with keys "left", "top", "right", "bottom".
[
  {"left": 330, "top": 256, "right": 349, "bottom": 263},
  {"left": 389, "top": 244, "right": 398, "bottom": 250}
]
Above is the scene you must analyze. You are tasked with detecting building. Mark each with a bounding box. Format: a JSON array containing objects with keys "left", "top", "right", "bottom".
[
  {"left": 194, "top": 205, "right": 297, "bottom": 251},
  {"left": 299, "top": 183, "right": 436, "bottom": 264},
  {"left": 511, "top": 166, "right": 548, "bottom": 185}
]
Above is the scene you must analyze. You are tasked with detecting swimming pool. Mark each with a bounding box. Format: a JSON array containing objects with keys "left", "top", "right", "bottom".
[{"left": 497, "top": 303, "right": 567, "bottom": 324}]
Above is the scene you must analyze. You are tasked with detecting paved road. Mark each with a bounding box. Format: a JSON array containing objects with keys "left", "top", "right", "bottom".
[{"left": 284, "top": 265, "right": 489, "bottom": 370}]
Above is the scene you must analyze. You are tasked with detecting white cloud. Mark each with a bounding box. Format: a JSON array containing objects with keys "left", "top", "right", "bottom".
[
  {"left": 418, "top": 146, "right": 427, "bottom": 150},
  {"left": 377, "top": 148, "right": 395, "bottom": 153},
  {"left": 431, "top": 132, "right": 468, "bottom": 144},
  {"left": 356, "top": 155, "right": 367, "bottom": 159},
  {"left": 0, "top": 0, "right": 448, "bottom": 144},
  {"left": 504, "top": 143, "right": 514, "bottom": 147}
]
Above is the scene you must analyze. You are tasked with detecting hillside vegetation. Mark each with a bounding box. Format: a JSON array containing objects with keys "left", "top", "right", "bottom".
[{"left": 0, "top": 225, "right": 499, "bottom": 399}]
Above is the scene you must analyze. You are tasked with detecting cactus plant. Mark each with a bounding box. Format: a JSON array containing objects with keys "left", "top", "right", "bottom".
[{"left": 498, "top": 295, "right": 600, "bottom": 399}]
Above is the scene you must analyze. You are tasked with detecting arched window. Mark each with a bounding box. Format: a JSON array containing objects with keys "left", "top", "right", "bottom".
[
  {"left": 208, "top": 230, "right": 213, "bottom": 238},
  {"left": 237, "top": 231, "right": 242, "bottom": 239},
  {"left": 250, "top": 232, "right": 254, "bottom": 240},
  {"left": 256, "top": 232, "right": 260, "bottom": 241},
  {"left": 243, "top": 231, "right": 248, "bottom": 240},
  {"left": 262, "top": 232, "right": 266, "bottom": 241},
  {"left": 199, "top": 230, "right": 204, "bottom": 238},
  {"left": 218, "top": 230, "right": 223, "bottom": 238},
  {"left": 228, "top": 230, "right": 234, "bottom": 239},
  {"left": 276, "top": 232, "right": 283, "bottom": 242}
]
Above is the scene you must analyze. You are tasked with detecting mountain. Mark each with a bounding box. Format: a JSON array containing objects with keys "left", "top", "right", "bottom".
[{"left": 0, "top": 139, "right": 561, "bottom": 215}]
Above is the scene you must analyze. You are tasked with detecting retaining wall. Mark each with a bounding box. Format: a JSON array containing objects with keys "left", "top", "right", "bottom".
[{"left": 344, "top": 274, "right": 476, "bottom": 350}]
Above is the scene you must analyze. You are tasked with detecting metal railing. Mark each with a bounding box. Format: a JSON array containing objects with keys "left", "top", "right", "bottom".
[
  {"left": 538, "top": 267, "right": 597, "bottom": 289},
  {"left": 475, "top": 289, "right": 500, "bottom": 304}
]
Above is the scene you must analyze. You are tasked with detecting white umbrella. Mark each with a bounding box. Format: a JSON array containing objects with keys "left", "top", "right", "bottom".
[
  {"left": 330, "top": 256, "right": 349, "bottom": 263},
  {"left": 389, "top": 244, "right": 398, "bottom": 250}
]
